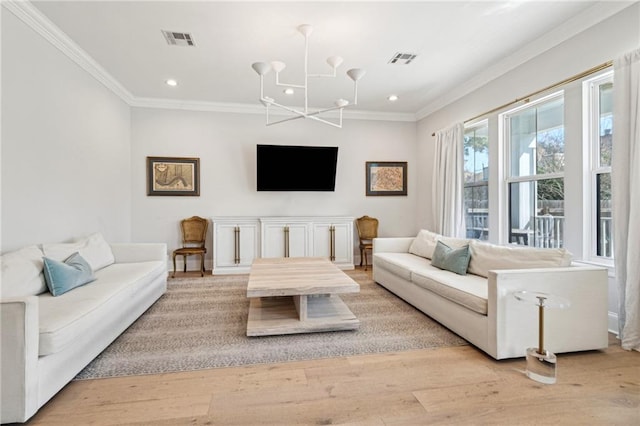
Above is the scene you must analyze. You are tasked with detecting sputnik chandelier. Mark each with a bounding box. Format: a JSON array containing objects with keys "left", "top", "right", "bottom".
[{"left": 251, "top": 24, "right": 365, "bottom": 128}]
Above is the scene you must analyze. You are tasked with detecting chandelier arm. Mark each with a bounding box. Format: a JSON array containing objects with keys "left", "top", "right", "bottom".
[
  {"left": 264, "top": 99, "right": 308, "bottom": 118},
  {"left": 307, "top": 115, "right": 343, "bottom": 129},
  {"left": 274, "top": 81, "right": 306, "bottom": 89},
  {"left": 266, "top": 115, "right": 306, "bottom": 127},
  {"left": 305, "top": 104, "right": 351, "bottom": 118}
]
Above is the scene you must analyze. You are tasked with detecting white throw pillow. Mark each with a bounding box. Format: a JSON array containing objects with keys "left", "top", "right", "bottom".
[
  {"left": 43, "top": 232, "right": 115, "bottom": 272},
  {"left": 74, "top": 232, "right": 115, "bottom": 271},
  {"left": 0, "top": 245, "right": 47, "bottom": 298},
  {"left": 468, "top": 240, "right": 573, "bottom": 278},
  {"left": 408, "top": 229, "right": 441, "bottom": 259}
]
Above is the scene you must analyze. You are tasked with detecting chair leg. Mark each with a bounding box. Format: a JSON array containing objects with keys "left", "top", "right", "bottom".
[
  {"left": 360, "top": 248, "right": 364, "bottom": 267},
  {"left": 172, "top": 253, "right": 177, "bottom": 278},
  {"left": 183, "top": 255, "right": 187, "bottom": 272},
  {"left": 200, "top": 254, "right": 205, "bottom": 277},
  {"left": 364, "top": 250, "right": 368, "bottom": 271}
]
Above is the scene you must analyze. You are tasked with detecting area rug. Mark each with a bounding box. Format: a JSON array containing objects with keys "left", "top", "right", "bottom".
[{"left": 75, "top": 270, "right": 467, "bottom": 380}]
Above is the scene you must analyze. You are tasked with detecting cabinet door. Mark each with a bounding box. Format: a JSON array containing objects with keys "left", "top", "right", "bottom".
[
  {"left": 214, "top": 224, "right": 239, "bottom": 268},
  {"left": 262, "top": 222, "right": 309, "bottom": 258},
  {"left": 287, "top": 223, "right": 309, "bottom": 257},
  {"left": 213, "top": 220, "right": 259, "bottom": 273},
  {"left": 313, "top": 222, "right": 353, "bottom": 265},
  {"left": 237, "top": 223, "right": 259, "bottom": 267},
  {"left": 331, "top": 222, "right": 354, "bottom": 265}
]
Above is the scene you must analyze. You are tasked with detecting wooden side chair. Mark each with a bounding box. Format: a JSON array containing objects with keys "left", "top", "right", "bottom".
[
  {"left": 355, "top": 215, "right": 379, "bottom": 271},
  {"left": 172, "top": 216, "right": 208, "bottom": 278}
]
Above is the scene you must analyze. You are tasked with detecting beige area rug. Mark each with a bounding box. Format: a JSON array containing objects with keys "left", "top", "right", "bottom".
[{"left": 75, "top": 270, "right": 467, "bottom": 380}]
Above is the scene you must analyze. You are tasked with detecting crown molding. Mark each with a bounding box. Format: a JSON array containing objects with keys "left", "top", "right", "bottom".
[
  {"left": 3, "top": 0, "right": 135, "bottom": 103},
  {"left": 130, "top": 97, "right": 417, "bottom": 122},
  {"left": 415, "top": 1, "right": 635, "bottom": 121}
]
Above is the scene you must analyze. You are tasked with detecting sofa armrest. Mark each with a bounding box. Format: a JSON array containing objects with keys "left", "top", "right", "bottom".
[
  {"left": 1, "top": 297, "right": 39, "bottom": 423},
  {"left": 373, "top": 237, "right": 414, "bottom": 254},
  {"left": 487, "top": 265, "right": 608, "bottom": 359},
  {"left": 110, "top": 243, "right": 167, "bottom": 263}
]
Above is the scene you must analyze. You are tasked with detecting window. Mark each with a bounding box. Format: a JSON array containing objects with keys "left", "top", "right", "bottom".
[
  {"left": 586, "top": 72, "right": 613, "bottom": 260},
  {"left": 463, "top": 121, "right": 489, "bottom": 240},
  {"left": 502, "top": 93, "right": 565, "bottom": 248}
]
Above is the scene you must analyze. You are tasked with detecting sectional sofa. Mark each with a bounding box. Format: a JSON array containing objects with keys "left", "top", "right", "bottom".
[
  {"left": 373, "top": 230, "right": 609, "bottom": 360},
  {"left": 0, "top": 233, "right": 167, "bottom": 423}
]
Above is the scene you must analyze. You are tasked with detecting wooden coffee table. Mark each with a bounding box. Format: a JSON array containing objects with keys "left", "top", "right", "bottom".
[{"left": 246, "top": 257, "right": 360, "bottom": 336}]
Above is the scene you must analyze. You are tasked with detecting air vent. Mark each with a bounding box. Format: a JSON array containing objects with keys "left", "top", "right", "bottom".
[
  {"left": 161, "top": 30, "right": 195, "bottom": 47},
  {"left": 388, "top": 52, "right": 417, "bottom": 65}
]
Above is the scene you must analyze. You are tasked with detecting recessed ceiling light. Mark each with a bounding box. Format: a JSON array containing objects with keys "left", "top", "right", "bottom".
[
  {"left": 166, "top": 79, "right": 178, "bottom": 87},
  {"left": 388, "top": 94, "right": 399, "bottom": 101},
  {"left": 283, "top": 88, "right": 294, "bottom": 95}
]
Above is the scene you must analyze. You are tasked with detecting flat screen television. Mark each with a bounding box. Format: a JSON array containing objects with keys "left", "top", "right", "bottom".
[{"left": 257, "top": 144, "right": 338, "bottom": 191}]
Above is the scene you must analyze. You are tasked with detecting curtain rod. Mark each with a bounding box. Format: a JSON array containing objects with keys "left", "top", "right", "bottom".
[{"left": 431, "top": 60, "right": 613, "bottom": 136}]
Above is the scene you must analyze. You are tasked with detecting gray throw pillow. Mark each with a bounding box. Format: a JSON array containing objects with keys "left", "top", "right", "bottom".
[{"left": 431, "top": 240, "right": 471, "bottom": 275}]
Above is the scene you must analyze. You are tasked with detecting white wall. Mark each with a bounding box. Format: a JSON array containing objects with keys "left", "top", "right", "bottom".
[
  {"left": 417, "top": 4, "right": 640, "bottom": 318},
  {"left": 130, "top": 108, "right": 417, "bottom": 265},
  {"left": 1, "top": 9, "right": 132, "bottom": 252}
]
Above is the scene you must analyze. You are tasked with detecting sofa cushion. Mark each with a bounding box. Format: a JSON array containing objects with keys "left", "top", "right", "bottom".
[
  {"left": 43, "top": 253, "right": 96, "bottom": 296},
  {"left": 468, "top": 240, "right": 573, "bottom": 278},
  {"left": 408, "top": 229, "right": 441, "bottom": 259},
  {"left": 431, "top": 241, "right": 471, "bottom": 275},
  {"left": 38, "top": 260, "right": 165, "bottom": 356},
  {"left": 411, "top": 264, "right": 488, "bottom": 315},
  {"left": 373, "top": 252, "right": 431, "bottom": 281},
  {"left": 43, "top": 232, "right": 115, "bottom": 272},
  {"left": 0, "top": 245, "right": 46, "bottom": 298}
]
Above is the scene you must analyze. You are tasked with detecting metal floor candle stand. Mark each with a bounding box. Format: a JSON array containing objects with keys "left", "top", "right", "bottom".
[{"left": 513, "top": 291, "right": 571, "bottom": 384}]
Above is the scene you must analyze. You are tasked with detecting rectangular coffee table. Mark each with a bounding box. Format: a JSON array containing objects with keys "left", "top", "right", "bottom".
[{"left": 246, "top": 257, "right": 360, "bottom": 336}]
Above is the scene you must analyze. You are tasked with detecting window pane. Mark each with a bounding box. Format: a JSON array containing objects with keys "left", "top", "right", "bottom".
[
  {"left": 465, "top": 184, "right": 489, "bottom": 240},
  {"left": 464, "top": 125, "right": 489, "bottom": 184},
  {"left": 599, "top": 82, "right": 613, "bottom": 167},
  {"left": 508, "top": 178, "right": 564, "bottom": 248},
  {"left": 596, "top": 172, "right": 613, "bottom": 257},
  {"left": 509, "top": 97, "right": 564, "bottom": 177}
]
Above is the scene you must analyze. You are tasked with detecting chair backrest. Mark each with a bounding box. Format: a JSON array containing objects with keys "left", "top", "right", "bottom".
[
  {"left": 356, "top": 215, "right": 379, "bottom": 241},
  {"left": 181, "top": 216, "right": 208, "bottom": 248}
]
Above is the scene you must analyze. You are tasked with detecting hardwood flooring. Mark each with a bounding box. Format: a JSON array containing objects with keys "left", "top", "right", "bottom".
[{"left": 26, "top": 270, "right": 639, "bottom": 426}]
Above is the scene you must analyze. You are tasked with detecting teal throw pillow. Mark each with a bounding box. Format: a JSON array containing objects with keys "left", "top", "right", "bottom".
[
  {"left": 43, "top": 252, "right": 95, "bottom": 296},
  {"left": 431, "top": 240, "right": 471, "bottom": 275}
]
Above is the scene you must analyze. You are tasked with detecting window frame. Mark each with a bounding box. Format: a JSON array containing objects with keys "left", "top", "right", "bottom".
[
  {"left": 584, "top": 71, "right": 614, "bottom": 266},
  {"left": 500, "top": 90, "right": 566, "bottom": 247}
]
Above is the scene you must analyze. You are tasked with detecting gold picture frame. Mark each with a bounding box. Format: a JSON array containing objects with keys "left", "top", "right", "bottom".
[
  {"left": 366, "top": 161, "right": 407, "bottom": 196},
  {"left": 147, "top": 156, "right": 200, "bottom": 196}
]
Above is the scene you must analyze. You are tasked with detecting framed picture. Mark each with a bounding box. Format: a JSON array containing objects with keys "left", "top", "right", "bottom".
[
  {"left": 147, "top": 156, "right": 200, "bottom": 196},
  {"left": 366, "top": 161, "right": 407, "bottom": 196}
]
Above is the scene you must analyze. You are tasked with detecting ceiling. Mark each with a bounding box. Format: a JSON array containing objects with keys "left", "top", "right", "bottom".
[{"left": 27, "top": 1, "right": 630, "bottom": 119}]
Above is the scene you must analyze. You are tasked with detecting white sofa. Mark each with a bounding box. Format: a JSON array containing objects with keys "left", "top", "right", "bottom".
[
  {"left": 0, "top": 234, "right": 167, "bottom": 423},
  {"left": 373, "top": 230, "right": 609, "bottom": 360}
]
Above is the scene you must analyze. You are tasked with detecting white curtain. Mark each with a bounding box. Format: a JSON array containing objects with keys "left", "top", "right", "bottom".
[
  {"left": 432, "top": 123, "right": 466, "bottom": 238},
  {"left": 612, "top": 47, "right": 640, "bottom": 351}
]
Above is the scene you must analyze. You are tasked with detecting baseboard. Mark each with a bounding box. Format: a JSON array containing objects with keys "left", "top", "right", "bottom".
[{"left": 608, "top": 311, "right": 619, "bottom": 336}]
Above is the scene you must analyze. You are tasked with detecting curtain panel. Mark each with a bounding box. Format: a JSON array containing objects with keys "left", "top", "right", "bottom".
[
  {"left": 612, "top": 47, "right": 640, "bottom": 351},
  {"left": 432, "top": 123, "right": 466, "bottom": 238}
]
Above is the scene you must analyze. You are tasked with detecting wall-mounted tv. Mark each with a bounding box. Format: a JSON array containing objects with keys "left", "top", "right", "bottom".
[{"left": 257, "top": 144, "right": 338, "bottom": 191}]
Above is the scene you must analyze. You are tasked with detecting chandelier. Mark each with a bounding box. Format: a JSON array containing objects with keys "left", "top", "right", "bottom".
[{"left": 251, "top": 24, "right": 365, "bottom": 128}]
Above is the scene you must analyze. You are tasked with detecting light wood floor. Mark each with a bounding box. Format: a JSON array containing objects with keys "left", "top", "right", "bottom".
[{"left": 26, "top": 270, "right": 639, "bottom": 426}]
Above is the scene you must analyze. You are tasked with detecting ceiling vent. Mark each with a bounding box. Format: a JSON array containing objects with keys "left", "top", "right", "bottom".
[
  {"left": 162, "top": 30, "right": 195, "bottom": 47},
  {"left": 388, "top": 52, "right": 417, "bottom": 65}
]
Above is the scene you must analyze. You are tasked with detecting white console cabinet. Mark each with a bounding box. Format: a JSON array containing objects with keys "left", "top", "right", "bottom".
[{"left": 212, "top": 216, "right": 354, "bottom": 274}]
